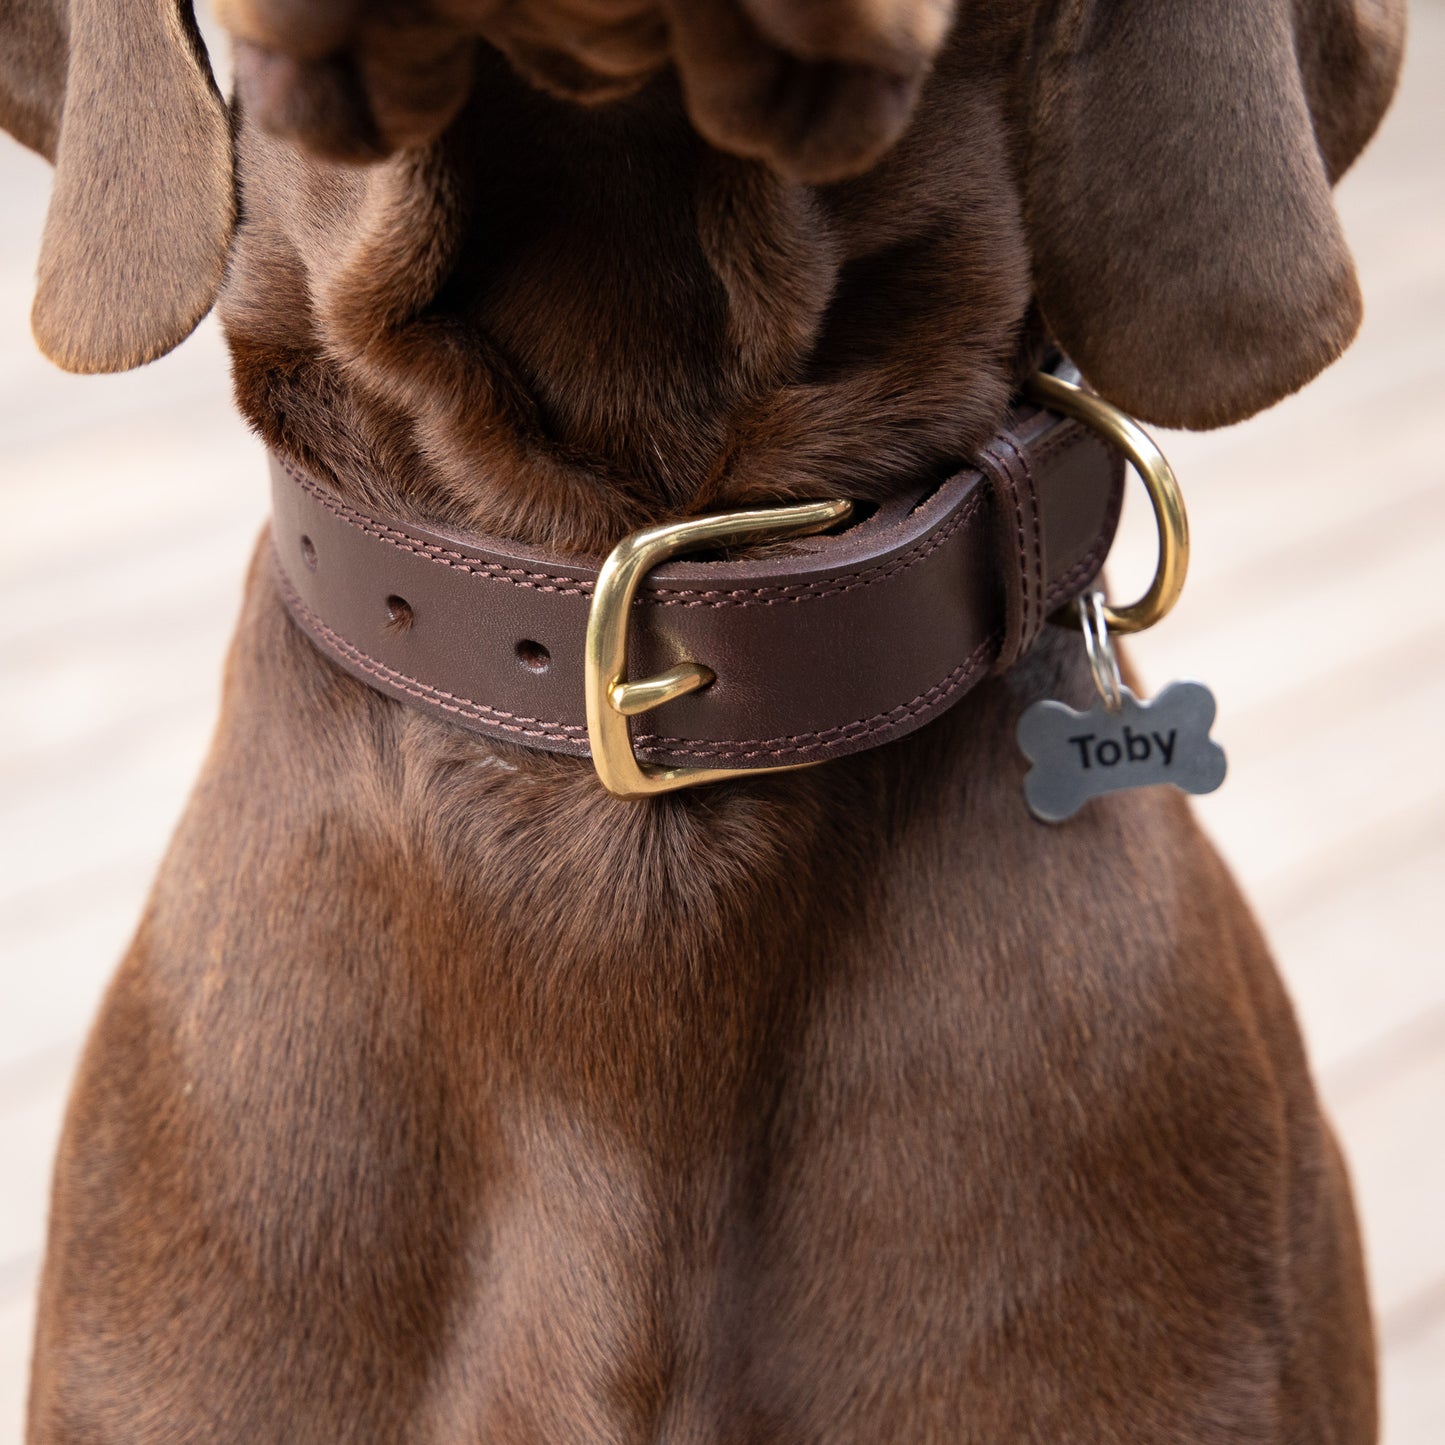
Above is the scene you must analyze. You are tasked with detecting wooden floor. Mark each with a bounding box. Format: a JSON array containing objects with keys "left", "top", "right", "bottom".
[{"left": 2, "top": 8, "right": 1442, "bottom": 1438}]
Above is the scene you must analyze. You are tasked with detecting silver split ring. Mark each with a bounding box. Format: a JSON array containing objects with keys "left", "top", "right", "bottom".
[{"left": 1077, "top": 590, "right": 1124, "bottom": 712}]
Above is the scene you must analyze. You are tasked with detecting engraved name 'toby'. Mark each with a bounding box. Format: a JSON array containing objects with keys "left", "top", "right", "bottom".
[{"left": 1068, "top": 728, "right": 1178, "bottom": 770}]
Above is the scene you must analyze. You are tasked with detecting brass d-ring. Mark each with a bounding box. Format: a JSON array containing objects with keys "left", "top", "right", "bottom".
[{"left": 1026, "top": 370, "right": 1189, "bottom": 635}]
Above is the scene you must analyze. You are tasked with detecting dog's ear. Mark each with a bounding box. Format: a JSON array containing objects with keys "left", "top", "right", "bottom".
[
  {"left": 0, "top": 0, "right": 234, "bottom": 373},
  {"left": 1024, "top": 0, "right": 1405, "bottom": 429}
]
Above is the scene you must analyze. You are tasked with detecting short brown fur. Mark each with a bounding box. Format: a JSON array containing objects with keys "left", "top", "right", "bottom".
[{"left": 0, "top": 0, "right": 1404, "bottom": 1439}]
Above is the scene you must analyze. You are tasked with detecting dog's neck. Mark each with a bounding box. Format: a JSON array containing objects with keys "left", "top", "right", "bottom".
[
  {"left": 220, "top": 37, "right": 1032, "bottom": 557},
  {"left": 205, "top": 26, "right": 1107, "bottom": 1194}
]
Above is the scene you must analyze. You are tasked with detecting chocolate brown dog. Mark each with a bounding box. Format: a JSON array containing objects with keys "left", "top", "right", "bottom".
[{"left": 1, "top": 0, "right": 1405, "bottom": 1439}]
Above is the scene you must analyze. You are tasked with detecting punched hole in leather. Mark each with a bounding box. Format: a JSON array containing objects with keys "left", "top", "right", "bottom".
[
  {"left": 384, "top": 595, "right": 413, "bottom": 632},
  {"left": 266, "top": 403, "right": 1124, "bottom": 771}
]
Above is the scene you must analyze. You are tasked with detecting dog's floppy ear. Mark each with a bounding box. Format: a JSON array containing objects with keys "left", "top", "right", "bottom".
[
  {"left": 1025, "top": 0, "right": 1405, "bottom": 429},
  {"left": 0, "top": 0, "right": 234, "bottom": 373}
]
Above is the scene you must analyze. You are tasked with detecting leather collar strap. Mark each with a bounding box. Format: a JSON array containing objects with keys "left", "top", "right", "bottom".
[{"left": 269, "top": 402, "right": 1123, "bottom": 773}]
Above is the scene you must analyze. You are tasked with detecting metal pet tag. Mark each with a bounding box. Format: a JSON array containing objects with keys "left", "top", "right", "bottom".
[
  {"left": 1017, "top": 591, "right": 1226, "bottom": 823},
  {"left": 1018, "top": 680, "right": 1227, "bottom": 823}
]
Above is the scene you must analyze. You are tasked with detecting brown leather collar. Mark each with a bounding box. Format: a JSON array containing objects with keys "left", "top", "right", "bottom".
[{"left": 269, "top": 396, "right": 1123, "bottom": 775}]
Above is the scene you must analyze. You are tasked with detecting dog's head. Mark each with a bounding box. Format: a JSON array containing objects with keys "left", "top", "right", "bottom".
[
  {"left": 0, "top": 0, "right": 1403, "bottom": 428},
  {"left": 212, "top": 0, "right": 956, "bottom": 177}
]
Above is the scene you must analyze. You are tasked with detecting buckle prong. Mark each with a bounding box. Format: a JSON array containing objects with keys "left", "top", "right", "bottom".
[
  {"left": 608, "top": 662, "right": 715, "bottom": 717},
  {"left": 585, "top": 499, "right": 853, "bottom": 799}
]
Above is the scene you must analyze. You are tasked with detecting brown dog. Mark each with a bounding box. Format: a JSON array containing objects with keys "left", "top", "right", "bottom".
[{"left": 1, "top": 0, "right": 1406, "bottom": 1439}]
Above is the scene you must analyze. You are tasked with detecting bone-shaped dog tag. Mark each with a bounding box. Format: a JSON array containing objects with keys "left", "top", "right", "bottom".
[{"left": 1017, "top": 681, "right": 1227, "bottom": 823}]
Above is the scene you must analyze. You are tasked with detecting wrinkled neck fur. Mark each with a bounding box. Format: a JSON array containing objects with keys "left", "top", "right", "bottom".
[{"left": 221, "top": 40, "right": 1032, "bottom": 557}]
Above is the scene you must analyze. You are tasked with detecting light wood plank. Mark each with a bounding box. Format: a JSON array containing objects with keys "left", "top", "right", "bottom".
[{"left": 1383, "top": 1308, "right": 1445, "bottom": 1445}]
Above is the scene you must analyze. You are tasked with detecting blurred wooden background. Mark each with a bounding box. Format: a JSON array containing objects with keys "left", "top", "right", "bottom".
[{"left": 1, "top": 6, "right": 1441, "bottom": 1439}]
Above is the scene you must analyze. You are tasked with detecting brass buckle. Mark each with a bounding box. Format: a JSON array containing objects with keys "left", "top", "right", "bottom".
[
  {"left": 1026, "top": 371, "right": 1189, "bottom": 635},
  {"left": 584, "top": 499, "right": 853, "bottom": 799}
]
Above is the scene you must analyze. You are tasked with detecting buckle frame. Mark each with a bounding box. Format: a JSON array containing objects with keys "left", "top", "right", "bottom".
[{"left": 584, "top": 499, "right": 853, "bottom": 799}]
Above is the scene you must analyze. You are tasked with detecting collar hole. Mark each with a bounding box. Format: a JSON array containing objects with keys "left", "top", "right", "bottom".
[{"left": 385, "top": 595, "right": 414, "bottom": 632}]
